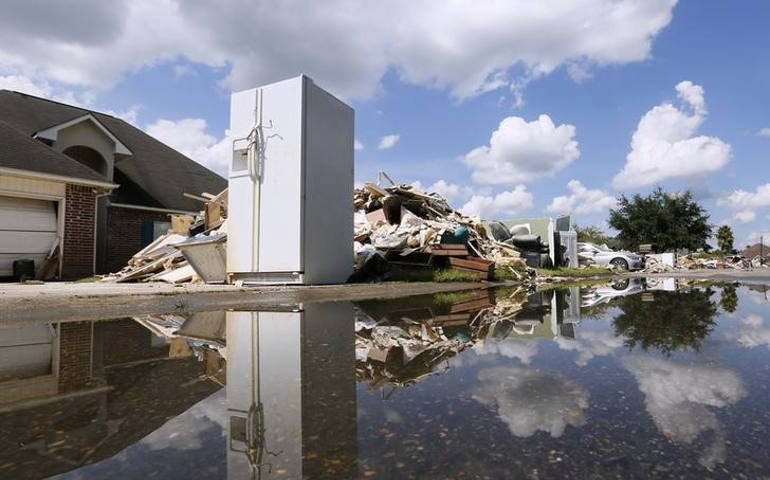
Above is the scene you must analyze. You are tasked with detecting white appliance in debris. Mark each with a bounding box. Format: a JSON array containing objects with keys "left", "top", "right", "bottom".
[{"left": 227, "top": 75, "right": 354, "bottom": 284}]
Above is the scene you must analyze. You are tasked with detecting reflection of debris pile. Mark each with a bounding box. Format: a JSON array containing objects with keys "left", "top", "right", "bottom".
[
  {"left": 354, "top": 290, "right": 497, "bottom": 389},
  {"left": 355, "top": 316, "right": 466, "bottom": 389},
  {"left": 353, "top": 174, "right": 531, "bottom": 281},
  {"left": 353, "top": 286, "right": 586, "bottom": 390},
  {"left": 102, "top": 189, "right": 228, "bottom": 283},
  {"left": 133, "top": 311, "right": 227, "bottom": 380}
]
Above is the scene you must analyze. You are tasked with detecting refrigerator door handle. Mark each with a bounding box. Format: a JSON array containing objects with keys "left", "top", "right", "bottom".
[{"left": 245, "top": 124, "right": 261, "bottom": 182}]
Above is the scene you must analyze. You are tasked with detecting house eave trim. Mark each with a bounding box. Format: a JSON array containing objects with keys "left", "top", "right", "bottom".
[
  {"left": 109, "top": 202, "right": 198, "bottom": 216},
  {"left": 0, "top": 166, "right": 118, "bottom": 189}
]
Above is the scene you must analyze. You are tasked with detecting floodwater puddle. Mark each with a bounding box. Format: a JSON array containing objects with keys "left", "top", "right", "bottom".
[{"left": 1, "top": 278, "right": 769, "bottom": 479}]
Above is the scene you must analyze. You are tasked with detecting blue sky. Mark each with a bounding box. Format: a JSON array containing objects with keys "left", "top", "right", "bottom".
[{"left": 1, "top": 0, "right": 768, "bottom": 247}]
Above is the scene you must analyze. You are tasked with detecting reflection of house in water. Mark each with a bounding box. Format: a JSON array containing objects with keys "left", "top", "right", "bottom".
[
  {"left": 0, "top": 318, "right": 222, "bottom": 479},
  {"left": 226, "top": 303, "right": 357, "bottom": 480}
]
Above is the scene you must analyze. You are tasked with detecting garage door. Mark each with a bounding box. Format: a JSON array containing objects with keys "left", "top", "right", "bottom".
[{"left": 0, "top": 196, "right": 58, "bottom": 277}]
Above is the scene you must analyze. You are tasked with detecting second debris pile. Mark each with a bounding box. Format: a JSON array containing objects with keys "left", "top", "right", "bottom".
[{"left": 352, "top": 177, "right": 530, "bottom": 281}]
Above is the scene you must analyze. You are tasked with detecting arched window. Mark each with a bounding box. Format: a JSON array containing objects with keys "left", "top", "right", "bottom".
[{"left": 62, "top": 145, "right": 107, "bottom": 176}]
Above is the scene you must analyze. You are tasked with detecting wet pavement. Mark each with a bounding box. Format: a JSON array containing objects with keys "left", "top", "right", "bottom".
[{"left": 1, "top": 278, "right": 769, "bottom": 479}]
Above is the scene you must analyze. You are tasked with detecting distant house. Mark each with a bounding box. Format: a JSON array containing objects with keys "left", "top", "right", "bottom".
[{"left": 0, "top": 90, "right": 226, "bottom": 279}]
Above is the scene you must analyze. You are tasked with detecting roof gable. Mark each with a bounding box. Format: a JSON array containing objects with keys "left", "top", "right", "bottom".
[{"left": 34, "top": 113, "right": 132, "bottom": 155}]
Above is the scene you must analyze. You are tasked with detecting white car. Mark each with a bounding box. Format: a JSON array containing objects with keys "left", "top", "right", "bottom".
[{"left": 578, "top": 242, "right": 645, "bottom": 271}]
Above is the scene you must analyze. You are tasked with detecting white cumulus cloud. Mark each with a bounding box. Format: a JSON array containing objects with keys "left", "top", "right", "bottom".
[
  {"left": 377, "top": 134, "right": 400, "bottom": 150},
  {"left": 354, "top": 139, "right": 364, "bottom": 151},
  {"left": 0, "top": 0, "right": 677, "bottom": 101},
  {"left": 612, "top": 81, "right": 731, "bottom": 189},
  {"left": 145, "top": 118, "right": 229, "bottom": 176},
  {"left": 410, "top": 179, "right": 479, "bottom": 205},
  {"left": 757, "top": 127, "right": 770, "bottom": 137},
  {"left": 547, "top": 180, "right": 617, "bottom": 215},
  {"left": 717, "top": 183, "right": 770, "bottom": 225},
  {"left": 460, "top": 185, "right": 534, "bottom": 219},
  {"left": 733, "top": 210, "right": 756, "bottom": 224},
  {"left": 463, "top": 114, "right": 579, "bottom": 184}
]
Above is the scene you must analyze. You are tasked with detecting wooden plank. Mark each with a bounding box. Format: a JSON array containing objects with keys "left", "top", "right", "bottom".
[
  {"left": 117, "top": 251, "right": 182, "bottom": 283},
  {"left": 432, "top": 313, "right": 471, "bottom": 326},
  {"left": 449, "top": 256, "right": 495, "bottom": 272},
  {"left": 171, "top": 215, "right": 194, "bottom": 234},
  {"left": 150, "top": 263, "right": 196, "bottom": 283},
  {"left": 34, "top": 242, "right": 60, "bottom": 281},
  {"left": 427, "top": 244, "right": 468, "bottom": 256}
]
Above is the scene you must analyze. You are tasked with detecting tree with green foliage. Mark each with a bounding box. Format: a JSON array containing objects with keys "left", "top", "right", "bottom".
[
  {"left": 574, "top": 224, "right": 617, "bottom": 247},
  {"left": 715, "top": 225, "right": 735, "bottom": 253},
  {"left": 608, "top": 187, "right": 712, "bottom": 252}
]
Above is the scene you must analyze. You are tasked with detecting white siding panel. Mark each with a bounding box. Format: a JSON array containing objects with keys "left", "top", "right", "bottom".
[
  {"left": 0, "top": 196, "right": 58, "bottom": 276},
  {"left": 0, "top": 231, "right": 57, "bottom": 253},
  {"left": 0, "top": 196, "right": 58, "bottom": 231}
]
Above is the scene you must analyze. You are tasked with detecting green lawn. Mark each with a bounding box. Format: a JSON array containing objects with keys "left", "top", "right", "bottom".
[{"left": 537, "top": 266, "right": 616, "bottom": 277}]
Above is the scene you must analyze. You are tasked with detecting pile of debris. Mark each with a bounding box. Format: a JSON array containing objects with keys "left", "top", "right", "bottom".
[
  {"left": 353, "top": 175, "right": 530, "bottom": 281},
  {"left": 640, "top": 255, "right": 676, "bottom": 273},
  {"left": 101, "top": 189, "right": 228, "bottom": 283},
  {"left": 577, "top": 243, "right": 602, "bottom": 268},
  {"left": 641, "top": 252, "right": 768, "bottom": 273}
]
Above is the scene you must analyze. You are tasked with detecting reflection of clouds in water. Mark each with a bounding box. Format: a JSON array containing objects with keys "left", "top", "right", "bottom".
[
  {"left": 622, "top": 356, "right": 746, "bottom": 469},
  {"left": 726, "top": 314, "right": 770, "bottom": 349},
  {"left": 473, "top": 339, "right": 539, "bottom": 364},
  {"left": 554, "top": 330, "right": 626, "bottom": 366},
  {"left": 472, "top": 366, "right": 588, "bottom": 438}
]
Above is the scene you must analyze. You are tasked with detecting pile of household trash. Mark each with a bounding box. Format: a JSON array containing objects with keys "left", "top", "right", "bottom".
[
  {"left": 353, "top": 175, "right": 532, "bottom": 281},
  {"left": 101, "top": 189, "right": 228, "bottom": 283},
  {"left": 641, "top": 252, "right": 767, "bottom": 273},
  {"left": 577, "top": 243, "right": 605, "bottom": 268}
]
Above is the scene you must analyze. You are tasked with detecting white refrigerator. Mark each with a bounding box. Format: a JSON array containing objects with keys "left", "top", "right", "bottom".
[{"left": 227, "top": 75, "right": 354, "bottom": 284}]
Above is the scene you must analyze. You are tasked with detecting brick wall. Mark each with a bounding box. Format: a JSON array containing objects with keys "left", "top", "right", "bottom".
[
  {"left": 62, "top": 184, "right": 98, "bottom": 280},
  {"left": 58, "top": 322, "right": 92, "bottom": 392},
  {"left": 105, "top": 207, "right": 169, "bottom": 274},
  {"left": 97, "top": 319, "right": 169, "bottom": 366}
]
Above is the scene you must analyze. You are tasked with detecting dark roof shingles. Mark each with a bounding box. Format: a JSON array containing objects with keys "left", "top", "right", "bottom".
[
  {"left": 0, "top": 90, "right": 226, "bottom": 211},
  {"left": 0, "top": 120, "right": 109, "bottom": 183}
]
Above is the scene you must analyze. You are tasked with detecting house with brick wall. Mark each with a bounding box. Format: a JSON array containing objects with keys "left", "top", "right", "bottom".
[{"left": 0, "top": 90, "right": 226, "bottom": 280}]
